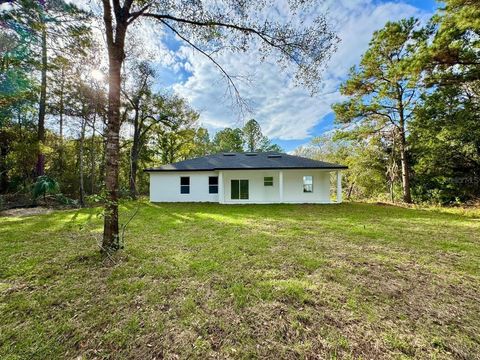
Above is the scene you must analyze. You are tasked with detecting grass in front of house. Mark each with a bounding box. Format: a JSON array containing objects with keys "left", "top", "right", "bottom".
[{"left": 1, "top": 201, "right": 479, "bottom": 359}]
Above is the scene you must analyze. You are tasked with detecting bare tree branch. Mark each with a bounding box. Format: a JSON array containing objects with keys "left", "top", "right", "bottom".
[
  {"left": 159, "top": 19, "right": 249, "bottom": 110},
  {"left": 127, "top": 2, "right": 153, "bottom": 25},
  {"left": 142, "top": 13, "right": 302, "bottom": 65}
]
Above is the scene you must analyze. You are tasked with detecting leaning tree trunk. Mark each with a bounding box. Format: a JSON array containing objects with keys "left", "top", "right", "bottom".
[
  {"left": 36, "top": 25, "right": 47, "bottom": 177},
  {"left": 347, "top": 181, "right": 355, "bottom": 200}
]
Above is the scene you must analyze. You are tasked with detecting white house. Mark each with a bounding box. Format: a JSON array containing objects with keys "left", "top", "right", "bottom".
[{"left": 144, "top": 152, "right": 347, "bottom": 204}]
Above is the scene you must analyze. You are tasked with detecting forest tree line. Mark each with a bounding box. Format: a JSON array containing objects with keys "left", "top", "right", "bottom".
[
  {"left": 2, "top": 0, "right": 342, "bottom": 252},
  {"left": 0, "top": 1, "right": 282, "bottom": 207},
  {"left": 1, "top": 0, "right": 478, "bottom": 209},
  {"left": 297, "top": 0, "right": 479, "bottom": 205}
]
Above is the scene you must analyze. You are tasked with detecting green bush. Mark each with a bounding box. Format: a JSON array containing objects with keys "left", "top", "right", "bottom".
[{"left": 32, "top": 175, "right": 60, "bottom": 201}]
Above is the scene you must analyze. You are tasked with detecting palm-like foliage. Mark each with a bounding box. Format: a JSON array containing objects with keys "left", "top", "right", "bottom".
[{"left": 32, "top": 175, "right": 59, "bottom": 201}]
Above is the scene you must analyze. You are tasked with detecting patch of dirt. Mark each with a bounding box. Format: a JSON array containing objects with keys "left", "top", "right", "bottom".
[
  {"left": 375, "top": 201, "right": 398, "bottom": 207},
  {"left": 0, "top": 207, "right": 53, "bottom": 217}
]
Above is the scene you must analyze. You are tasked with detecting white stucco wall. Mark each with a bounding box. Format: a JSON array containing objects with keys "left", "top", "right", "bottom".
[
  {"left": 222, "top": 170, "right": 281, "bottom": 204},
  {"left": 282, "top": 170, "right": 331, "bottom": 203},
  {"left": 148, "top": 169, "right": 336, "bottom": 204},
  {"left": 221, "top": 169, "right": 331, "bottom": 204},
  {"left": 148, "top": 171, "right": 219, "bottom": 202}
]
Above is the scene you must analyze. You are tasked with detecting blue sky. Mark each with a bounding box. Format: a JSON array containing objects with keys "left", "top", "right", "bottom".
[{"left": 147, "top": 0, "right": 439, "bottom": 152}]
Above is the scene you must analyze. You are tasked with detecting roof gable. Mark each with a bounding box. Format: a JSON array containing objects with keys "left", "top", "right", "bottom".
[{"left": 144, "top": 152, "right": 347, "bottom": 172}]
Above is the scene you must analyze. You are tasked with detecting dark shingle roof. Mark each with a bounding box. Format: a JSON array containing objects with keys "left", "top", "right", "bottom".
[{"left": 144, "top": 152, "right": 347, "bottom": 172}]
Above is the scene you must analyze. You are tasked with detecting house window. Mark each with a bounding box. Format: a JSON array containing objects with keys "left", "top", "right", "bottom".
[
  {"left": 231, "top": 180, "right": 249, "bottom": 199},
  {"left": 180, "top": 176, "right": 190, "bottom": 194},
  {"left": 264, "top": 176, "right": 273, "bottom": 186},
  {"left": 209, "top": 176, "right": 218, "bottom": 194},
  {"left": 303, "top": 176, "right": 313, "bottom": 193}
]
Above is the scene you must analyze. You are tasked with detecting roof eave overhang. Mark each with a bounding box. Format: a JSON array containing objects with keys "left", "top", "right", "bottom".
[{"left": 144, "top": 166, "right": 348, "bottom": 172}]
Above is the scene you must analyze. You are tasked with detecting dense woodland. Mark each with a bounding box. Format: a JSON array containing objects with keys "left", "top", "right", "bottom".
[
  {"left": 297, "top": 0, "right": 479, "bottom": 205},
  {"left": 0, "top": 1, "right": 284, "bottom": 205},
  {"left": 0, "top": 0, "right": 479, "bottom": 251}
]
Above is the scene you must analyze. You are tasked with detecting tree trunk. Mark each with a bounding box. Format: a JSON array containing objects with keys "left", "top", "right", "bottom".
[
  {"left": 36, "top": 25, "right": 47, "bottom": 177},
  {"left": 103, "top": 54, "right": 122, "bottom": 252},
  {"left": 79, "top": 118, "right": 87, "bottom": 207},
  {"left": 347, "top": 181, "right": 355, "bottom": 200},
  {"left": 129, "top": 108, "right": 140, "bottom": 199},
  {"left": 59, "top": 67, "right": 65, "bottom": 168},
  {"left": 129, "top": 153, "right": 138, "bottom": 199},
  {"left": 99, "top": 128, "right": 107, "bottom": 190},
  {"left": 397, "top": 85, "right": 412, "bottom": 204},
  {"left": 0, "top": 131, "right": 9, "bottom": 193},
  {"left": 101, "top": 0, "right": 128, "bottom": 252},
  {"left": 399, "top": 129, "right": 412, "bottom": 203},
  {"left": 390, "top": 181, "right": 394, "bottom": 203},
  {"left": 90, "top": 113, "right": 96, "bottom": 194}
]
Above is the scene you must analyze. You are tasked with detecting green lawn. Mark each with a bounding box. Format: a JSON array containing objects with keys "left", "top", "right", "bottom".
[{"left": 1, "top": 202, "right": 479, "bottom": 359}]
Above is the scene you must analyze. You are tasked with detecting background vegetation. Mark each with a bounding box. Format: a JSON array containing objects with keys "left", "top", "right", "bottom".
[
  {"left": 297, "top": 0, "right": 479, "bottom": 205},
  {"left": 0, "top": 0, "right": 478, "bottom": 208},
  {"left": 0, "top": 0, "right": 281, "bottom": 206}
]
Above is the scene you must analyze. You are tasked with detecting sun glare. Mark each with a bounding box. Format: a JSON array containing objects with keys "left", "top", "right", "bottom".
[{"left": 91, "top": 69, "right": 104, "bottom": 81}]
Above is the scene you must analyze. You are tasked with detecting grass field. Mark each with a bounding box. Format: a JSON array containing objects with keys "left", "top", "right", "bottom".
[{"left": 1, "top": 201, "right": 479, "bottom": 359}]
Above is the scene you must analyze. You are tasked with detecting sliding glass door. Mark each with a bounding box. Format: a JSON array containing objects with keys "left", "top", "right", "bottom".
[{"left": 231, "top": 179, "right": 249, "bottom": 200}]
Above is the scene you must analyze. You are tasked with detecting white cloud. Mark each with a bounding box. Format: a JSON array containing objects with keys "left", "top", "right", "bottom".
[
  {"left": 169, "top": 1, "right": 429, "bottom": 141},
  {"left": 67, "top": 0, "right": 429, "bottom": 142}
]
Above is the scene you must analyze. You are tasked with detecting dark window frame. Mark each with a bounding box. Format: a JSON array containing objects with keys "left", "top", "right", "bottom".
[
  {"left": 209, "top": 176, "right": 218, "bottom": 194},
  {"left": 180, "top": 176, "right": 190, "bottom": 194},
  {"left": 231, "top": 179, "right": 249, "bottom": 200},
  {"left": 264, "top": 176, "right": 274, "bottom": 186}
]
